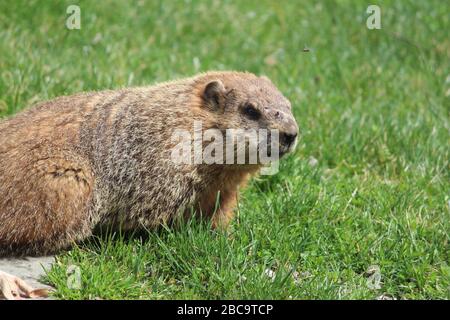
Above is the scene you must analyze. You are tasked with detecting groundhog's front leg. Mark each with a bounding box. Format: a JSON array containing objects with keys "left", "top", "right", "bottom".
[
  {"left": 211, "top": 189, "right": 239, "bottom": 229},
  {"left": 0, "top": 270, "right": 48, "bottom": 300},
  {"left": 208, "top": 171, "right": 255, "bottom": 229}
]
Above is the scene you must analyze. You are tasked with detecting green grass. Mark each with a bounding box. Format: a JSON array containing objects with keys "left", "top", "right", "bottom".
[{"left": 1, "top": 0, "right": 449, "bottom": 299}]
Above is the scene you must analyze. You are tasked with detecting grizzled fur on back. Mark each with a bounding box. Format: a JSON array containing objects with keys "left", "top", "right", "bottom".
[{"left": 0, "top": 71, "right": 298, "bottom": 256}]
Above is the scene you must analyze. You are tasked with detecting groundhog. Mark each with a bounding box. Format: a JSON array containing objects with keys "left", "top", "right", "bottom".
[{"left": 0, "top": 71, "right": 298, "bottom": 299}]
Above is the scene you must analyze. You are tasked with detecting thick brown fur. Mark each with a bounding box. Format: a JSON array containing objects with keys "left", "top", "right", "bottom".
[{"left": 0, "top": 71, "right": 298, "bottom": 257}]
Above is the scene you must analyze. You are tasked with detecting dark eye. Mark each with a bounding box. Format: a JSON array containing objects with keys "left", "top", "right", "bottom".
[{"left": 243, "top": 103, "right": 261, "bottom": 120}]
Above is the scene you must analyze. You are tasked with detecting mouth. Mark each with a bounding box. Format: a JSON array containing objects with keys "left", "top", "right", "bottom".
[
  {"left": 278, "top": 132, "right": 298, "bottom": 157},
  {"left": 278, "top": 142, "right": 295, "bottom": 158},
  {"left": 264, "top": 138, "right": 297, "bottom": 159},
  {"left": 278, "top": 146, "right": 290, "bottom": 158}
]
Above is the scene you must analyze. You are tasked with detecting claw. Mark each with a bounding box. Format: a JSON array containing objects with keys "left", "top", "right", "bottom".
[{"left": 0, "top": 270, "right": 49, "bottom": 300}]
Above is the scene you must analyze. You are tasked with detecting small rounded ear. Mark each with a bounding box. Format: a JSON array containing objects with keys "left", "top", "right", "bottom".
[{"left": 203, "top": 80, "right": 226, "bottom": 109}]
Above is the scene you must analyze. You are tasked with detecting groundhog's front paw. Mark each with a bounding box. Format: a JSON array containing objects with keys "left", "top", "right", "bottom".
[{"left": 0, "top": 270, "right": 48, "bottom": 300}]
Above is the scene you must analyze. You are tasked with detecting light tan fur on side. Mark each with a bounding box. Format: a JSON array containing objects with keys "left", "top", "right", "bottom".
[{"left": 0, "top": 71, "right": 298, "bottom": 257}]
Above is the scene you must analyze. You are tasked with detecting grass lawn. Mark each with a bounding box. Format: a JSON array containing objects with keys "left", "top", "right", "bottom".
[{"left": 0, "top": 0, "right": 448, "bottom": 299}]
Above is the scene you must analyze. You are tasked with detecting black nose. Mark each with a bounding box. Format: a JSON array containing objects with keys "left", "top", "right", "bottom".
[{"left": 281, "top": 132, "right": 297, "bottom": 146}]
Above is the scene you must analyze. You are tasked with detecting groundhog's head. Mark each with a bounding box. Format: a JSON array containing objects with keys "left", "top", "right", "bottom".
[{"left": 200, "top": 72, "right": 299, "bottom": 161}]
